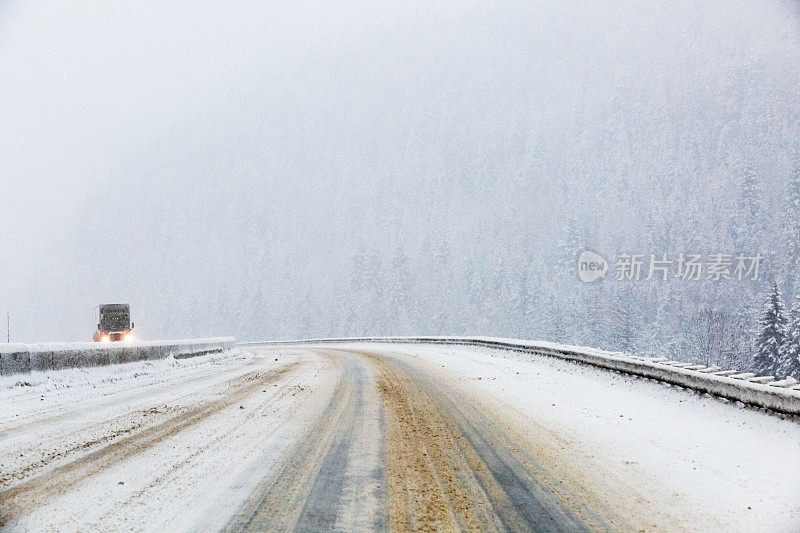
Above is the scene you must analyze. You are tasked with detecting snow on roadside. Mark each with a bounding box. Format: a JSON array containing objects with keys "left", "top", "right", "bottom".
[
  {"left": 0, "top": 349, "right": 253, "bottom": 422},
  {"left": 360, "top": 342, "right": 800, "bottom": 531},
  {"left": 0, "top": 346, "right": 330, "bottom": 532}
]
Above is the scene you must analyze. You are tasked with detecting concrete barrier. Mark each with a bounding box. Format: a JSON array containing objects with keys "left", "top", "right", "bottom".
[
  {"left": 0, "top": 344, "right": 31, "bottom": 375},
  {"left": 0, "top": 338, "right": 235, "bottom": 376},
  {"left": 29, "top": 348, "right": 55, "bottom": 372}
]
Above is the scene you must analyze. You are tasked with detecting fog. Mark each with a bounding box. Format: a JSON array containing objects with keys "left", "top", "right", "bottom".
[{"left": 2, "top": 1, "right": 800, "bottom": 369}]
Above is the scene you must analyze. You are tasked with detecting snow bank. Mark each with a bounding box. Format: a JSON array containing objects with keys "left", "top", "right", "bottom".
[
  {"left": 252, "top": 336, "right": 800, "bottom": 415},
  {"left": 0, "top": 338, "right": 235, "bottom": 376}
]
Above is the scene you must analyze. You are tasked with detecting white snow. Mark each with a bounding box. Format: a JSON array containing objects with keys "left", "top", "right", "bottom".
[
  {"left": 3, "top": 341, "right": 798, "bottom": 531},
  {"left": 0, "top": 347, "right": 249, "bottom": 400},
  {"left": 0, "top": 346, "right": 334, "bottom": 531},
  {"left": 345, "top": 341, "right": 800, "bottom": 531}
]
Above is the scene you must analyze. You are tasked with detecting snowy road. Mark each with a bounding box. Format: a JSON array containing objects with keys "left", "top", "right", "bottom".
[{"left": 1, "top": 343, "right": 799, "bottom": 531}]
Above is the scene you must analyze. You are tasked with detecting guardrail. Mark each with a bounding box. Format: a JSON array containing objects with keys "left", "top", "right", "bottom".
[
  {"left": 0, "top": 337, "right": 236, "bottom": 376},
  {"left": 245, "top": 336, "right": 800, "bottom": 416}
]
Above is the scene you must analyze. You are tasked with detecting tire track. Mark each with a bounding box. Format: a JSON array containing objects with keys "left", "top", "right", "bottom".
[
  {"left": 0, "top": 358, "right": 261, "bottom": 440},
  {"left": 0, "top": 362, "right": 270, "bottom": 490},
  {"left": 0, "top": 362, "right": 301, "bottom": 526},
  {"left": 357, "top": 349, "right": 594, "bottom": 532},
  {"left": 84, "top": 363, "right": 314, "bottom": 530},
  {"left": 224, "top": 351, "right": 387, "bottom": 532}
]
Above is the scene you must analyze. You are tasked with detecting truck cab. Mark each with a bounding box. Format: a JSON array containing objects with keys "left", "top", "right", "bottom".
[{"left": 94, "top": 303, "right": 134, "bottom": 342}]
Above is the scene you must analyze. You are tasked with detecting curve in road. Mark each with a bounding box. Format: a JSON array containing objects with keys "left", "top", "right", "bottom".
[{"left": 1, "top": 344, "right": 690, "bottom": 531}]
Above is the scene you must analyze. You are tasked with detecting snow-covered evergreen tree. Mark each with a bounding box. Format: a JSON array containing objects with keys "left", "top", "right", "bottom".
[
  {"left": 386, "top": 247, "right": 411, "bottom": 334},
  {"left": 556, "top": 219, "right": 582, "bottom": 276},
  {"left": 735, "top": 159, "right": 762, "bottom": 249},
  {"left": 611, "top": 286, "right": 636, "bottom": 353},
  {"left": 786, "top": 149, "right": 800, "bottom": 259},
  {"left": 753, "top": 282, "right": 788, "bottom": 377},
  {"left": 542, "top": 289, "right": 566, "bottom": 343},
  {"left": 778, "top": 292, "right": 800, "bottom": 379},
  {"left": 789, "top": 150, "right": 800, "bottom": 215}
]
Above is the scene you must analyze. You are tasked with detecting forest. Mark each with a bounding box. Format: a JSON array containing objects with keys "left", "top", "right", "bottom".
[{"left": 1, "top": 1, "right": 799, "bottom": 377}]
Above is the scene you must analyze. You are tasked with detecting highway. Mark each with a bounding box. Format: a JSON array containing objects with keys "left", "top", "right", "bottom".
[{"left": 1, "top": 343, "right": 798, "bottom": 531}]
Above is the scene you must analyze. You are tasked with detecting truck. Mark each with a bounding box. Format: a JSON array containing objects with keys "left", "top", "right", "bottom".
[{"left": 93, "top": 304, "right": 135, "bottom": 342}]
